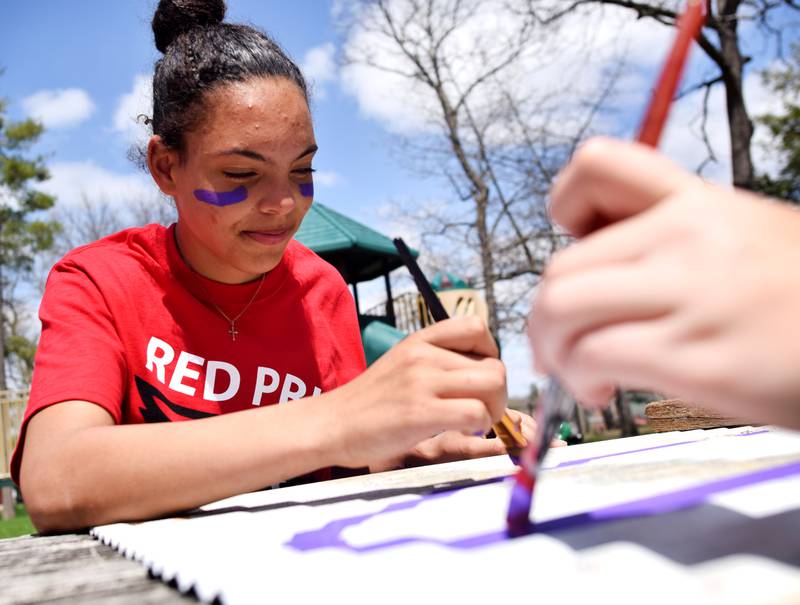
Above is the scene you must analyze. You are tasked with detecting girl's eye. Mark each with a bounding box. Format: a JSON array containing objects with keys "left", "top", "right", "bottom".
[
  {"left": 293, "top": 167, "right": 316, "bottom": 176},
  {"left": 223, "top": 171, "right": 257, "bottom": 179}
]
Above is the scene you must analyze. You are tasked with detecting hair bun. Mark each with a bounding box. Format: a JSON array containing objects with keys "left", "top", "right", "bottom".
[{"left": 152, "top": 0, "right": 226, "bottom": 53}]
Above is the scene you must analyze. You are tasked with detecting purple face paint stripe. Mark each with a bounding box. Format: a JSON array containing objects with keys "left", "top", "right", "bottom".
[
  {"left": 552, "top": 429, "right": 772, "bottom": 469},
  {"left": 285, "top": 457, "right": 800, "bottom": 553},
  {"left": 299, "top": 182, "right": 314, "bottom": 198},
  {"left": 193, "top": 186, "right": 248, "bottom": 207}
]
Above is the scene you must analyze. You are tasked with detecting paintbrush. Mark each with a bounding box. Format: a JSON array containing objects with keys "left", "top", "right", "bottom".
[
  {"left": 506, "top": 0, "right": 707, "bottom": 535},
  {"left": 392, "top": 237, "right": 527, "bottom": 462}
]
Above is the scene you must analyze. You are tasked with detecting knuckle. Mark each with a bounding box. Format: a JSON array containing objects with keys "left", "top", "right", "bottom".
[
  {"left": 579, "top": 382, "right": 616, "bottom": 408},
  {"left": 403, "top": 366, "right": 429, "bottom": 393},
  {"left": 532, "top": 282, "right": 560, "bottom": 325},
  {"left": 539, "top": 279, "right": 574, "bottom": 321},
  {"left": 572, "top": 333, "right": 607, "bottom": 369},
  {"left": 488, "top": 367, "right": 507, "bottom": 393},
  {"left": 467, "top": 314, "right": 485, "bottom": 330},
  {"left": 399, "top": 343, "right": 426, "bottom": 366},
  {"left": 559, "top": 373, "right": 593, "bottom": 406},
  {"left": 681, "top": 346, "right": 730, "bottom": 396},
  {"left": 459, "top": 315, "right": 486, "bottom": 334},
  {"left": 491, "top": 358, "right": 507, "bottom": 381},
  {"left": 576, "top": 136, "right": 615, "bottom": 169},
  {"left": 462, "top": 404, "right": 490, "bottom": 430},
  {"left": 485, "top": 356, "right": 505, "bottom": 372},
  {"left": 543, "top": 250, "right": 570, "bottom": 280},
  {"left": 459, "top": 315, "right": 485, "bottom": 336},
  {"left": 528, "top": 313, "right": 548, "bottom": 361}
]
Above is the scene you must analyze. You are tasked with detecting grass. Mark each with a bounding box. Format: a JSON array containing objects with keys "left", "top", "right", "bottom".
[{"left": 0, "top": 504, "right": 35, "bottom": 539}]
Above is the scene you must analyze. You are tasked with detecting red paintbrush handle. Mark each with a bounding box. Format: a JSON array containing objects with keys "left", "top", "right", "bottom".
[{"left": 636, "top": 0, "right": 706, "bottom": 147}]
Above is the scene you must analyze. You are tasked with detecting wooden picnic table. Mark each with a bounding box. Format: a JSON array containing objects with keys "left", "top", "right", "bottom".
[
  {"left": 0, "top": 533, "right": 194, "bottom": 604},
  {"left": 0, "top": 458, "right": 513, "bottom": 604},
  {"left": 2, "top": 429, "right": 799, "bottom": 605}
]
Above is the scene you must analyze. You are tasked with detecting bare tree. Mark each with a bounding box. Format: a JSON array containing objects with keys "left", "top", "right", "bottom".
[
  {"left": 526, "top": 0, "right": 800, "bottom": 189},
  {"left": 34, "top": 192, "right": 176, "bottom": 296},
  {"left": 53, "top": 194, "right": 127, "bottom": 253},
  {"left": 341, "top": 0, "right": 613, "bottom": 336},
  {"left": 51, "top": 192, "right": 174, "bottom": 254},
  {"left": 3, "top": 192, "right": 175, "bottom": 387},
  {"left": 128, "top": 194, "right": 177, "bottom": 230}
]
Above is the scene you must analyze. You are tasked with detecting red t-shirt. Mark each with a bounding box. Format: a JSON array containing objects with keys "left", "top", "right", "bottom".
[{"left": 11, "top": 223, "right": 366, "bottom": 485}]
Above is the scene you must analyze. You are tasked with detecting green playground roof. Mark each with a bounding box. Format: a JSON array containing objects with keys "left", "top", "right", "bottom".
[
  {"left": 294, "top": 202, "right": 418, "bottom": 283},
  {"left": 431, "top": 271, "right": 469, "bottom": 291}
]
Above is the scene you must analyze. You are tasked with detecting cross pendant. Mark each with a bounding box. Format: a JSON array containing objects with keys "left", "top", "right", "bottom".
[{"left": 228, "top": 322, "right": 239, "bottom": 341}]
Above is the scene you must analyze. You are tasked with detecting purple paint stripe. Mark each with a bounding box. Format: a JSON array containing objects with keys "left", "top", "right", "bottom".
[
  {"left": 734, "top": 428, "right": 770, "bottom": 437},
  {"left": 299, "top": 182, "right": 314, "bottom": 198},
  {"left": 285, "top": 454, "right": 800, "bottom": 553},
  {"left": 194, "top": 186, "right": 248, "bottom": 207},
  {"left": 286, "top": 495, "right": 438, "bottom": 552},
  {"left": 506, "top": 481, "right": 534, "bottom": 535},
  {"left": 553, "top": 428, "right": 771, "bottom": 469},
  {"left": 554, "top": 439, "right": 703, "bottom": 469},
  {"left": 534, "top": 458, "right": 800, "bottom": 533}
]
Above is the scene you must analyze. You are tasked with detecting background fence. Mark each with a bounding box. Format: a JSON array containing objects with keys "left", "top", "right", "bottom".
[{"left": 1, "top": 389, "right": 29, "bottom": 478}]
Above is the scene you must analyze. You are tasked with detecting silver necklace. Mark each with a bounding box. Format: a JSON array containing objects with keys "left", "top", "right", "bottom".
[{"left": 196, "top": 273, "right": 266, "bottom": 341}]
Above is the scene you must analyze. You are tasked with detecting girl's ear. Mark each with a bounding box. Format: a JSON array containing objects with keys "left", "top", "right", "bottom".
[{"left": 147, "top": 136, "right": 181, "bottom": 196}]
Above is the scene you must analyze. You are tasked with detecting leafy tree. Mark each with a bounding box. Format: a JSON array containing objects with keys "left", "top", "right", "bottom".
[
  {"left": 755, "top": 44, "right": 800, "bottom": 203},
  {"left": 0, "top": 94, "right": 60, "bottom": 389}
]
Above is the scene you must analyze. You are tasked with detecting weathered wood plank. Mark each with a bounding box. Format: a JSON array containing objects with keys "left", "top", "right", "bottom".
[
  {"left": 645, "top": 399, "right": 750, "bottom": 432},
  {"left": 36, "top": 583, "right": 197, "bottom": 605},
  {"left": 0, "top": 534, "right": 192, "bottom": 604}
]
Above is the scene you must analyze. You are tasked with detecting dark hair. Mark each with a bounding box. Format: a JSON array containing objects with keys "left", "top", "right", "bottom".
[{"left": 150, "top": 0, "right": 308, "bottom": 155}]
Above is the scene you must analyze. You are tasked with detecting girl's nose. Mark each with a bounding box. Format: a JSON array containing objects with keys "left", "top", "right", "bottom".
[{"left": 256, "top": 188, "right": 296, "bottom": 215}]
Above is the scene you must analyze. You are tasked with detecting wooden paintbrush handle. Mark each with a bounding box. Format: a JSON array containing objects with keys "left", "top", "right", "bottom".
[{"left": 493, "top": 413, "right": 527, "bottom": 457}]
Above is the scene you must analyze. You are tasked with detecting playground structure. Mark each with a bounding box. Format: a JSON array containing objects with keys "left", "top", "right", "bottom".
[{"left": 295, "top": 202, "right": 489, "bottom": 365}]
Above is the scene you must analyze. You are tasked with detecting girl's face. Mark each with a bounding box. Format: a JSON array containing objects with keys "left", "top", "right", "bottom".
[{"left": 151, "top": 77, "right": 317, "bottom": 283}]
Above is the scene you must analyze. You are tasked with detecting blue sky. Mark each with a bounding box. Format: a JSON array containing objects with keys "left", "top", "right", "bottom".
[
  {"left": 2, "top": 1, "right": 797, "bottom": 395},
  {"left": 1, "top": 0, "right": 437, "bottom": 217}
]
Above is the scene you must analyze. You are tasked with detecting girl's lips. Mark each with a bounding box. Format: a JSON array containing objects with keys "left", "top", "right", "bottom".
[{"left": 243, "top": 229, "right": 291, "bottom": 246}]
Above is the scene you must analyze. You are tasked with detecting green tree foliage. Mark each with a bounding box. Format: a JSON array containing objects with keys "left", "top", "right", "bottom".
[
  {"left": 756, "top": 45, "right": 800, "bottom": 203},
  {"left": 0, "top": 95, "right": 60, "bottom": 388}
]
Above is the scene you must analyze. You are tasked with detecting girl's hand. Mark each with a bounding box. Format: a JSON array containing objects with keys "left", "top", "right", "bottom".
[
  {"left": 321, "top": 316, "right": 508, "bottom": 469},
  {"left": 530, "top": 137, "right": 800, "bottom": 429},
  {"left": 369, "top": 409, "right": 539, "bottom": 472}
]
